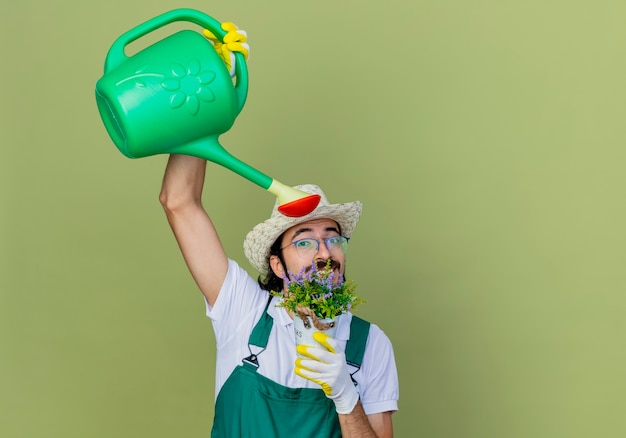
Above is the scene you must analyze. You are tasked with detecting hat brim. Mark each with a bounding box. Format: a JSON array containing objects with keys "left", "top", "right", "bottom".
[{"left": 243, "top": 200, "right": 362, "bottom": 276}]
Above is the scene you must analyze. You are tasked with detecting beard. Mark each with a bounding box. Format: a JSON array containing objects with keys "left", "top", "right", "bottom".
[
  {"left": 281, "top": 258, "right": 345, "bottom": 287},
  {"left": 305, "top": 258, "right": 342, "bottom": 274}
]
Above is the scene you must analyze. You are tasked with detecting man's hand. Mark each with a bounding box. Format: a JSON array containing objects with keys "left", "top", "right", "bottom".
[
  {"left": 295, "top": 331, "right": 359, "bottom": 414},
  {"left": 203, "top": 22, "right": 249, "bottom": 77}
]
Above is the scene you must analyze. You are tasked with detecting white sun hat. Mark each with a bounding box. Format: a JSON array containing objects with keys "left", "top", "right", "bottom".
[{"left": 243, "top": 184, "right": 362, "bottom": 276}]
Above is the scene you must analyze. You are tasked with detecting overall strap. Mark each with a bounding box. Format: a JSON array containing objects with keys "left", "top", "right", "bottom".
[
  {"left": 243, "top": 295, "right": 274, "bottom": 369},
  {"left": 345, "top": 315, "right": 371, "bottom": 369}
]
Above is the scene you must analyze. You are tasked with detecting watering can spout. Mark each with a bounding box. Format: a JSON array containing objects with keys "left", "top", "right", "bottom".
[
  {"left": 267, "top": 181, "right": 322, "bottom": 217},
  {"left": 176, "top": 138, "right": 320, "bottom": 217}
]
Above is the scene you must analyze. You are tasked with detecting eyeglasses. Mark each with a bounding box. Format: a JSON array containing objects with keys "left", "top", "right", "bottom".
[{"left": 282, "top": 236, "right": 350, "bottom": 258}]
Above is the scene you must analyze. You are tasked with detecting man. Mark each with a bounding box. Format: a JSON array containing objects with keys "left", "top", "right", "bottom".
[{"left": 160, "top": 158, "right": 398, "bottom": 435}]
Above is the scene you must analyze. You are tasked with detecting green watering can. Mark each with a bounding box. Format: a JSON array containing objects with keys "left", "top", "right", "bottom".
[{"left": 95, "top": 8, "right": 320, "bottom": 217}]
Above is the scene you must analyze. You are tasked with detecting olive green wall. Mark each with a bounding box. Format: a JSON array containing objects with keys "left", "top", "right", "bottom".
[{"left": 2, "top": 0, "right": 625, "bottom": 436}]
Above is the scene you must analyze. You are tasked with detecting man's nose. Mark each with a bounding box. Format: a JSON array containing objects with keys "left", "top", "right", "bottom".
[{"left": 315, "top": 240, "right": 331, "bottom": 257}]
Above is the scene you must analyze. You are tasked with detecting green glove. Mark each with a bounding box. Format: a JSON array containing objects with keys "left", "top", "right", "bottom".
[{"left": 295, "top": 331, "right": 359, "bottom": 414}]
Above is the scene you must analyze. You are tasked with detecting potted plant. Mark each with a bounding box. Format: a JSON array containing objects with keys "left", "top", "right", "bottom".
[{"left": 271, "top": 260, "right": 365, "bottom": 352}]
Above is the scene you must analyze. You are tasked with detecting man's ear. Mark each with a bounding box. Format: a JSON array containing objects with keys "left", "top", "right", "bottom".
[{"left": 269, "top": 255, "right": 285, "bottom": 278}]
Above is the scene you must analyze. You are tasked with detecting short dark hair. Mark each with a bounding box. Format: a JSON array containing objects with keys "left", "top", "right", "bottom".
[{"left": 258, "top": 231, "right": 286, "bottom": 292}]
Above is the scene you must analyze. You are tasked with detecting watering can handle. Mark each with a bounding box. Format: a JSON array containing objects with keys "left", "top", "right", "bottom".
[{"left": 103, "top": 8, "right": 248, "bottom": 114}]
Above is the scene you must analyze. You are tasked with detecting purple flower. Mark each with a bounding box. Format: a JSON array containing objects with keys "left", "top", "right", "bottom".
[{"left": 273, "top": 259, "right": 363, "bottom": 319}]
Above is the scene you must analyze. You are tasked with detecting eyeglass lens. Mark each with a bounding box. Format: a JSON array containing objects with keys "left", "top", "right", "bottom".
[{"left": 293, "top": 237, "right": 349, "bottom": 255}]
